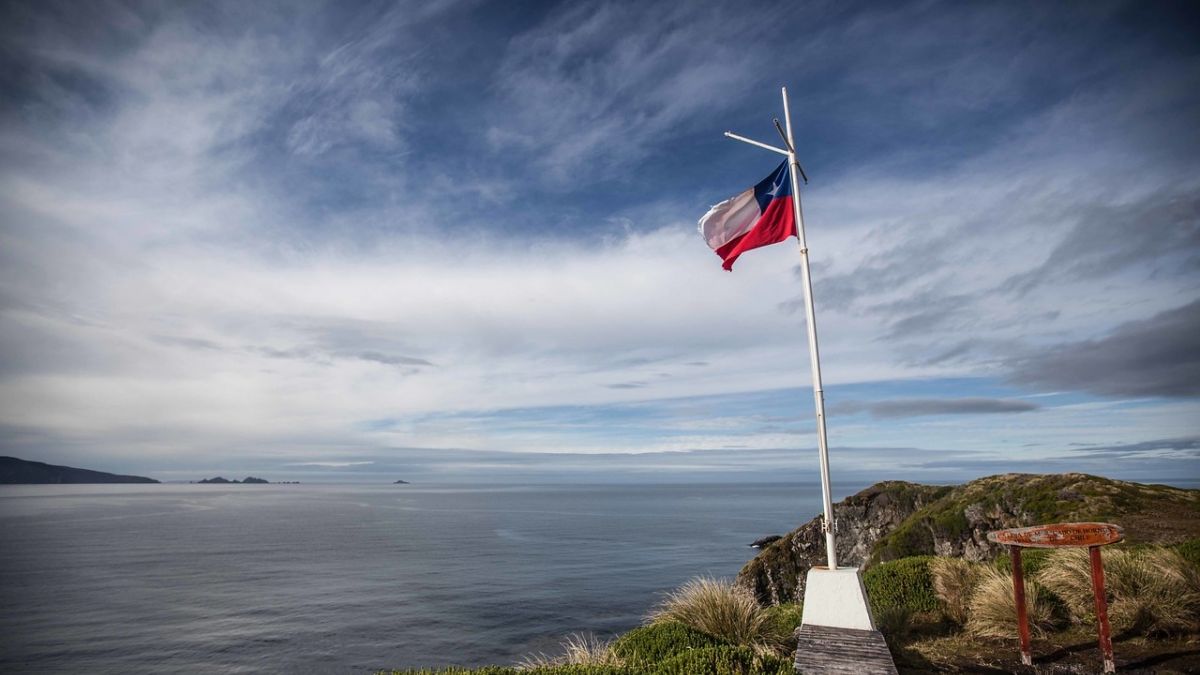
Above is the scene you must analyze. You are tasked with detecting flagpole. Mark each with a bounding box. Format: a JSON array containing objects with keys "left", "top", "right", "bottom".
[
  {"left": 781, "top": 86, "right": 838, "bottom": 570},
  {"left": 721, "top": 88, "right": 839, "bottom": 570}
]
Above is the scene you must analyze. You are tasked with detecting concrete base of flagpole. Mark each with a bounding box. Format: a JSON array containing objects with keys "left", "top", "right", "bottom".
[
  {"left": 795, "top": 567, "right": 898, "bottom": 674},
  {"left": 800, "top": 566, "right": 876, "bottom": 630}
]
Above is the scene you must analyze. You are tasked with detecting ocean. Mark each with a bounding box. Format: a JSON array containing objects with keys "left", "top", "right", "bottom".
[{"left": 0, "top": 482, "right": 848, "bottom": 674}]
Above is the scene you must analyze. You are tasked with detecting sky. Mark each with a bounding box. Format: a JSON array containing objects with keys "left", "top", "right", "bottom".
[{"left": 0, "top": 0, "right": 1197, "bottom": 484}]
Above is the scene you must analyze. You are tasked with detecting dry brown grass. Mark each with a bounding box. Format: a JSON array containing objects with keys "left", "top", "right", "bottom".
[
  {"left": 930, "top": 556, "right": 983, "bottom": 626},
  {"left": 647, "top": 576, "right": 785, "bottom": 653},
  {"left": 966, "top": 566, "right": 1063, "bottom": 639},
  {"left": 1039, "top": 546, "right": 1200, "bottom": 636},
  {"left": 1037, "top": 548, "right": 1096, "bottom": 621},
  {"left": 515, "top": 632, "right": 622, "bottom": 669}
]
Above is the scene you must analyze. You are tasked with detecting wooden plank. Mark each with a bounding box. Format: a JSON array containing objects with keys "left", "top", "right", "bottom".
[
  {"left": 987, "top": 522, "right": 1124, "bottom": 548},
  {"left": 793, "top": 624, "right": 898, "bottom": 675}
]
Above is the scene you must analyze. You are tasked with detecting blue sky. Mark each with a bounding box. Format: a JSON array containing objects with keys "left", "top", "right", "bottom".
[{"left": 0, "top": 0, "right": 1197, "bottom": 483}]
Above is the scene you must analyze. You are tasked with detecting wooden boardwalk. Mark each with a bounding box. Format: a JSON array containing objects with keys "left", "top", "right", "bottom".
[{"left": 793, "top": 624, "right": 898, "bottom": 674}]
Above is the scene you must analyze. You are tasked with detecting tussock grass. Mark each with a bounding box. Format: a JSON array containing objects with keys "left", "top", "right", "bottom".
[
  {"left": 516, "top": 633, "right": 622, "bottom": 670},
  {"left": 930, "top": 557, "right": 983, "bottom": 626},
  {"left": 966, "top": 566, "right": 1062, "bottom": 639},
  {"left": 1036, "top": 548, "right": 1100, "bottom": 624},
  {"left": 1039, "top": 546, "right": 1200, "bottom": 636},
  {"left": 647, "top": 577, "right": 784, "bottom": 654}
]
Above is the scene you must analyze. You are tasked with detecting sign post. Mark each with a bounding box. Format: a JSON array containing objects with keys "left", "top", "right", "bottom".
[
  {"left": 988, "top": 522, "right": 1124, "bottom": 673},
  {"left": 1008, "top": 545, "right": 1032, "bottom": 666}
]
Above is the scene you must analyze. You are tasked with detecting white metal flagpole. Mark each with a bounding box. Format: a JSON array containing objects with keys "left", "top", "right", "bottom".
[
  {"left": 722, "top": 87, "right": 840, "bottom": 570},
  {"left": 780, "top": 86, "right": 838, "bottom": 570}
]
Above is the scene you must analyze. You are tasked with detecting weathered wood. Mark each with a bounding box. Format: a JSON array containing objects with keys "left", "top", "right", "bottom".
[
  {"left": 1090, "top": 545, "right": 1116, "bottom": 673},
  {"left": 988, "top": 522, "right": 1124, "bottom": 548},
  {"left": 793, "top": 624, "right": 897, "bottom": 674},
  {"left": 1011, "top": 547, "right": 1032, "bottom": 666}
]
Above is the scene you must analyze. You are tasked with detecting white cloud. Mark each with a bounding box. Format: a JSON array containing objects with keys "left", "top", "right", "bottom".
[
  {"left": 485, "top": 2, "right": 774, "bottom": 180},
  {"left": 1, "top": 1, "right": 1197, "bottom": 475}
]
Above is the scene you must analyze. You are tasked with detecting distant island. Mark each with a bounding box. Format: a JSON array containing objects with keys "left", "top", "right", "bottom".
[
  {"left": 0, "top": 456, "right": 159, "bottom": 484},
  {"left": 394, "top": 479, "right": 410, "bottom": 484},
  {"left": 196, "top": 476, "right": 270, "bottom": 484}
]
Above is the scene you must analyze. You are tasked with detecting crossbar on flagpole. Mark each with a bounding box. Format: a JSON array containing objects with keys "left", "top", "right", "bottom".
[
  {"left": 723, "top": 131, "right": 789, "bottom": 156},
  {"left": 725, "top": 87, "right": 839, "bottom": 570}
]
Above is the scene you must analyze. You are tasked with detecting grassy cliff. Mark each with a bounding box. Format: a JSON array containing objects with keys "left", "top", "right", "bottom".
[
  {"left": 870, "top": 473, "right": 1200, "bottom": 563},
  {"left": 738, "top": 473, "right": 1200, "bottom": 605}
]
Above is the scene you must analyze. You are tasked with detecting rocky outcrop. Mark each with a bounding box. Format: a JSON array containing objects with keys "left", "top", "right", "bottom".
[
  {"left": 737, "top": 481, "right": 948, "bottom": 605},
  {"left": 737, "top": 473, "right": 1200, "bottom": 605}
]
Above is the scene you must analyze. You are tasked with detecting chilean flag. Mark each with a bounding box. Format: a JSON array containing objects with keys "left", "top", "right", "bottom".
[{"left": 698, "top": 161, "right": 796, "bottom": 271}]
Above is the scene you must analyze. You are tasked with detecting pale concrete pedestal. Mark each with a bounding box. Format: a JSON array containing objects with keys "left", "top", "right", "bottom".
[
  {"left": 799, "top": 566, "right": 876, "bottom": 630},
  {"left": 795, "top": 566, "right": 897, "bottom": 674}
]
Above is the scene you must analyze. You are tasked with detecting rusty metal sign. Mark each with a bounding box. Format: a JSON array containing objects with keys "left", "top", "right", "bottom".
[
  {"left": 987, "top": 522, "right": 1122, "bottom": 673},
  {"left": 987, "top": 522, "right": 1124, "bottom": 548}
]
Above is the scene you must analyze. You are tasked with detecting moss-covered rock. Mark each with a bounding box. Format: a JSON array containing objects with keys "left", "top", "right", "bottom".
[
  {"left": 736, "top": 481, "right": 948, "bottom": 604},
  {"left": 871, "top": 473, "right": 1200, "bottom": 564}
]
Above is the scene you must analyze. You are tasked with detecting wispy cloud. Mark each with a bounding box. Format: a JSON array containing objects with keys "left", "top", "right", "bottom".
[
  {"left": 485, "top": 2, "right": 777, "bottom": 181},
  {"left": 834, "top": 397, "right": 1040, "bottom": 418},
  {"left": 0, "top": 1, "right": 1196, "bottom": 480},
  {"left": 286, "top": 461, "right": 376, "bottom": 468}
]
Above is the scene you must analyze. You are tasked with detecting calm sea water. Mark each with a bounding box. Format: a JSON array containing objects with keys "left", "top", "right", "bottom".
[{"left": 0, "top": 482, "right": 844, "bottom": 674}]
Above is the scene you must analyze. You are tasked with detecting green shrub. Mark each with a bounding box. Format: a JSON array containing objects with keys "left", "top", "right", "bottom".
[
  {"left": 993, "top": 548, "right": 1053, "bottom": 576},
  {"left": 761, "top": 604, "right": 803, "bottom": 636},
  {"left": 863, "top": 556, "right": 938, "bottom": 613},
  {"left": 761, "top": 604, "right": 803, "bottom": 654},
  {"left": 381, "top": 662, "right": 518, "bottom": 667},
  {"left": 611, "top": 621, "right": 726, "bottom": 665},
  {"left": 651, "top": 645, "right": 793, "bottom": 675},
  {"left": 647, "top": 578, "right": 784, "bottom": 653},
  {"left": 1175, "top": 538, "right": 1200, "bottom": 570},
  {"left": 931, "top": 509, "right": 970, "bottom": 539},
  {"left": 530, "top": 662, "right": 628, "bottom": 667},
  {"left": 384, "top": 662, "right": 628, "bottom": 667},
  {"left": 872, "top": 520, "right": 934, "bottom": 562}
]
